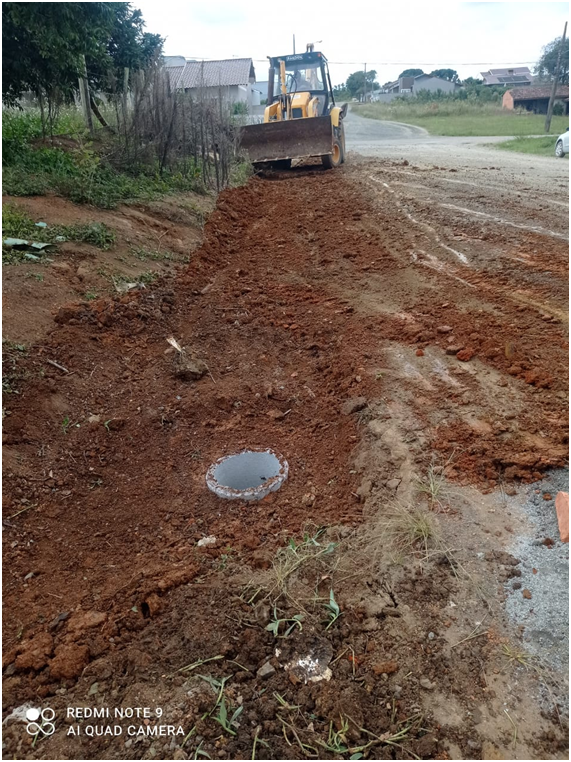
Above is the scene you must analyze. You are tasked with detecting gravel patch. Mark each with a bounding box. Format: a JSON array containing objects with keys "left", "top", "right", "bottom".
[{"left": 504, "top": 468, "right": 569, "bottom": 677}]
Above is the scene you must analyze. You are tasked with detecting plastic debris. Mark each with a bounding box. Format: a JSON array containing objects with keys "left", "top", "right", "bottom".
[
  {"left": 3, "top": 238, "right": 53, "bottom": 251},
  {"left": 197, "top": 536, "right": 216, "bottom": 547}
]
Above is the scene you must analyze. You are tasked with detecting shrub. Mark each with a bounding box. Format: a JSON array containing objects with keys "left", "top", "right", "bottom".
[
  {"left": 2, "top": 108, "right": 85, "bottom": 165},
  {"left": 232, "top": 101, "right": 249, "bottom": 115}
]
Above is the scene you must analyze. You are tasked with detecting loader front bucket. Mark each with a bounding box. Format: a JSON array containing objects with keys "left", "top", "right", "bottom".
[{"left": 240, "top": 115, "right": 333, "bottom": 164}]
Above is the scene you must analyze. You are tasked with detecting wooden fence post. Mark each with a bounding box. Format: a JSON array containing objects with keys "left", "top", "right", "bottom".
[{"left": 78, "top": 55, "right": 94, "bottom": 135}]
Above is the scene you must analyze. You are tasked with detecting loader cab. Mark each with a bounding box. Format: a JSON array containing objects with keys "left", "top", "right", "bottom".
[{"left": 267, "top": 51, "right": 334, "bottom": 120}]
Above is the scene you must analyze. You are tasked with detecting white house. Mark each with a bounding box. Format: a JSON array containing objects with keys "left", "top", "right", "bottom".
[
  {"left": 164, "top": 58, "right": 260, "bottom": 108},
  {"left": 375, "top": 73, "right": 460, "bottom": 102}
]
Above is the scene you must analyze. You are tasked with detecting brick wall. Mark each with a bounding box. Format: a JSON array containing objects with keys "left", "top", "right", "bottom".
[{"left": 502, "top": 91, "right": 515, "bottom": 110}]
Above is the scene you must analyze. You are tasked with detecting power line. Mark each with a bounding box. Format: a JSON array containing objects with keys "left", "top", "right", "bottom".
[
  {"left": 254, "top": 60, "right": 538, "bottom": 66},
  {"left": 176, "top": 56, "right": 538, "bottom": 66},
  {"left": 191, "top": 57, "right": 538, "bottom": 66}
]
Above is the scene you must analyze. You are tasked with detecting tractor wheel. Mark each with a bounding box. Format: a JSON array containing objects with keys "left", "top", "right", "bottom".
[
  {"left": 322, "top": 136, "right": 343, "bottom": 169},
  {"left": 340, "top": 123, "right": 347, "bottom": 164}
]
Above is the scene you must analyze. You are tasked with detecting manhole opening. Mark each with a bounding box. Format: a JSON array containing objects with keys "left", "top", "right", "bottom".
[{"left": 206, "top": 449, "right": 288, "bottom": 501}]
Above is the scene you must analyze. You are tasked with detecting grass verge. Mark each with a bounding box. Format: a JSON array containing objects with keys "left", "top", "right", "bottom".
[
  {"left": 495, "top": 135, "right": 568, "bottom": 157},
  {"left": 2, "top": 204, "right": 115, "bottom": 263},
  {"left": 353, "top": 102, "right": 568, "bottom": 136},
  {"left": 2, "top": 109, "right": 251, "bottom": 209}
]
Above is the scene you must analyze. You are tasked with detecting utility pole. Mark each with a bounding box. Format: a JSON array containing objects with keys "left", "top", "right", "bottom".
[
  {"left": 545, "top": 21, "right": 567, "bottom": 133},
  {"left": 293, "top": 34, "right": 295, "bottom": 54},
  {"left": 363, "top": 63, "right": 367, "bottom": 103}
]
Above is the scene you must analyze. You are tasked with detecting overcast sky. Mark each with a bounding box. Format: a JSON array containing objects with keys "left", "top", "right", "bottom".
[{"left": 134, "top": 1, "right": 568, "bottom": 86}]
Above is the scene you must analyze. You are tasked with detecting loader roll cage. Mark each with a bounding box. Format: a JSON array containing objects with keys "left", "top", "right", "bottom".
[{"left": 267, "top": 51, "right": 335, "bottom": 116}]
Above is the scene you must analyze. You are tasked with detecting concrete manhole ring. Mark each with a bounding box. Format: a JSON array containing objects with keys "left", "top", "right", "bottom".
[{"left": 206, "top": 448, "right": 288, "bottom": 501}]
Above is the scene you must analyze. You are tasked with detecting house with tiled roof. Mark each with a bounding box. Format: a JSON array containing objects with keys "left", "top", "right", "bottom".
[
  {"left": 480, "top": 67, "right": 533, "bottom": 87},
  {"left": 163, "top": 57, "right": 259, "bottom": 107},
  {"left": 503, "top": 85, "right": 569, "bottom": 114},
  {"left": 375, "top": 73, "right": 459, "bottom": 102}
]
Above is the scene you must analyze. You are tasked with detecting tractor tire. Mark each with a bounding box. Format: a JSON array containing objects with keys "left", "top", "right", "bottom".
[{"left": 322, "top": 128, "right": 343, "bottom": 169}]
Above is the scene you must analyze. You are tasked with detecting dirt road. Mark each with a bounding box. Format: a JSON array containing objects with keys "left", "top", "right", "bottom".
[{"left": 2, "top": 132, "right": 568, "bottom": 759}]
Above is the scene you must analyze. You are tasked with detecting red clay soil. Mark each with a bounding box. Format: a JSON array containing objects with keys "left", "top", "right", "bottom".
[{"left": 2, "top": 164, "right": 568, "bottom": 759}]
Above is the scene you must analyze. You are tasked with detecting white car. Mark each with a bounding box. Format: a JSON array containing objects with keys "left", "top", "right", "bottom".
[{"left": 555, "top": 127, "right": 569, "bottom": 157}]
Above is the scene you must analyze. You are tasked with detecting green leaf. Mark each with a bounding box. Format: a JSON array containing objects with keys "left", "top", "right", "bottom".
[
  {"left": 329, "top": 590, "right": 340, "bottom": 616},
  {"left": 230, "top": 705, "right": 243, "bottom": 725},
  {"left": 265, "top": 621, "right": 279, "bottom": 635}
]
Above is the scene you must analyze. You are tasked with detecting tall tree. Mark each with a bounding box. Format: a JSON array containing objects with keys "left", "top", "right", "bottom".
[
  {"left": 345, "top": 70, "right": 379, "bottom": 99},
  {"left": 398, "top": 68, "right": 424, "bottom": 78},
  {"left": 536, "top": 35, "right": 569, "bottom": 84},
  {"left": 88, "top": 4, "right": 163, "bottom": 92},
  {"left": 2, "top": 2, "right": 163, "bottom": 106},
  {"left": 429, "top": 68, "right": 460, "bottom": 83},
  {"left": 462, "top": 76, "right": 483, "bottom": 86}
]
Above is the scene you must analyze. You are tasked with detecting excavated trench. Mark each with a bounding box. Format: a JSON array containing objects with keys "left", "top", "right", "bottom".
[{"left": 2, "top": 158, "right": 568, "bottom": 760}]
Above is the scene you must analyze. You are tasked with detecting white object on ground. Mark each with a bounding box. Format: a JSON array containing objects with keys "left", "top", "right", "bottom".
[{"left": 197, "top": 536, "right": 216, "bottom": 547}]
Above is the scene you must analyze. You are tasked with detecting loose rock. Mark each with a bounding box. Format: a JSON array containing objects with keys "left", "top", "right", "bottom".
[
  {"left": 372, "top": 660, "right": 398, "bottom": 675},
  {"left": 341, "top": 397, "right": 367, "bottom": 415},
  {"left": 257, "top": 662, "right": 276, "bottom": 679}
]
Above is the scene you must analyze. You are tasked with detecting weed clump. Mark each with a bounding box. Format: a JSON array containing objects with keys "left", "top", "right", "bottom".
[{"left": 2, "top": 205, "right": 116, "bottom": 263}]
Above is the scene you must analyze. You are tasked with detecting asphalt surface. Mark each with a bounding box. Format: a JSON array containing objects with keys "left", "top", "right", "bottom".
[
  {"left": 344, "top": 108, "right": 532, "bottom": 152},
  {"left": 504, "top": 469, "right": 569, "bottom": 680}
]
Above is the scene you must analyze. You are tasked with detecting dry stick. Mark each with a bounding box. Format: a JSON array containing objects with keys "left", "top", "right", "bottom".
[
  {"left": 203, "top": 362, "right": 216, "bottom": 384},
  {"left": 160, "top": 95, "right": 178, "bottom": 176},
  {"left": 46, "top": 359, "right": 69, "bottom": 374},
  {"left": 8, "top": 504, "right": 36, "bottom": 520},
  {"left": 90, "top": 96, "right": 115, "bottom": 132},
  {"left": 504, "top": 708, "right": 518, "bottom": 750},
  {"left": 451, "top": 617, "right": 489, "bottom": 648}
]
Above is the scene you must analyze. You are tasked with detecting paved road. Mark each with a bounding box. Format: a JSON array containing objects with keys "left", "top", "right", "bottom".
[
  {"left": 344, "top": 108, "right": 522, "bottom": 153},
  {"left": 343, "top": 109, "right": 569, "bottom": 192}
]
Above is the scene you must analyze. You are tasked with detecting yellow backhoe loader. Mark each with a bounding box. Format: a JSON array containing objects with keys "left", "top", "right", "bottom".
[{"left": 240, "top": 47, "right": 347, "bottom": 169}]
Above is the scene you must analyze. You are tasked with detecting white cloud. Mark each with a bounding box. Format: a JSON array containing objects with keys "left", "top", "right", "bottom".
[{"left": 134, "top": 0, "right": 568, "bottom": 85}]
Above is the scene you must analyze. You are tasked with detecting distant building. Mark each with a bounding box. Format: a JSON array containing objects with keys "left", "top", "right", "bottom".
[
  {"left": 163, "top": 57, "right": 260, "bottom": 107},
  {"left": 503, "top": 86, "right": 569, "bottom": 114},
  {"left": 252, "top": 81, "right": 269, "bottom": 101},
  {"left": 375, "top": 74, "right": 459, "bottom": 102},
  {"left": 480, "top": 67, "right": 532, "bottom": 87}
]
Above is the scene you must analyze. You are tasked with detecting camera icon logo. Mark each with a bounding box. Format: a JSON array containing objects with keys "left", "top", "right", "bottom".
[{"left": 25, "top": 707, "right": 56, "bottom": 737}]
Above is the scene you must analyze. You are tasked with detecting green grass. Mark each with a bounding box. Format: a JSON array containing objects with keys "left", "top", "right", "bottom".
[
  {"left": 2, "top": 109, "right": 207, "bottom": 209},
  {"left": 2, "top": 205, "right": 116, "bottom": 263},
  {"left": 2, "top": 144, "right": 205, "bottom": 208},
  {"left": 2, "top": 108, "right": 250, "bottom": 208},
  {"left": 354, "top": 102, "right": 568, "bottom": 136},
  {"left": 130, "top": 246, "right": 175, "bottom": 262},
  {"left": 495, "top": 135, "right": 568, "bottom": 157},
  {"left": 2, "top": 108, "right": 85, "bottom": 164}
]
